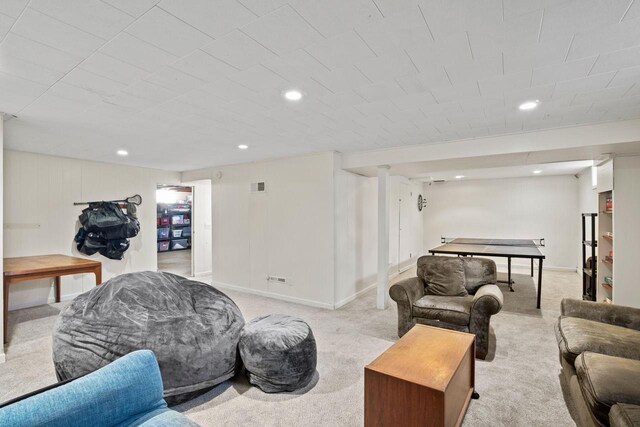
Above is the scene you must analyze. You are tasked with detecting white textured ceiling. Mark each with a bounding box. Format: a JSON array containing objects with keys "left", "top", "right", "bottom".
[{"left": 1, "top": 0, "right": 640, "bottom": 171}]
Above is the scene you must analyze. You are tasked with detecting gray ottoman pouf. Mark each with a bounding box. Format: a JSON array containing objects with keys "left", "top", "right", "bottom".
[
  {"left": 52, "top": 271, "right": 245, "bottom": 405},
  {"left": 239, "top": 314, "right": 317, "bottom": 393}
]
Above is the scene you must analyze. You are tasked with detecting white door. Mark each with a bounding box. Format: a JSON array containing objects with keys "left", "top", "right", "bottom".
[
  {"left": 191, "top": 181, "right": 212, "bottom": 277},
  {"left": 398, "top": 182, "right": 413, "bottom": 270}
]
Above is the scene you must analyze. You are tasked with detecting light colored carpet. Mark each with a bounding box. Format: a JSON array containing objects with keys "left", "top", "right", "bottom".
[{"left": 0, "top": 267, "right": 579, "bottom": 426}]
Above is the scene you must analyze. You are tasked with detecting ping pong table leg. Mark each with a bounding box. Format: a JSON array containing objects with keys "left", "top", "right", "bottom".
[
  {"left": 508, "top": 257, "right": 514, "bottom": 292},
  {"left": 537, "top": 259, "right": 543, "bottom": 309},
  {"left": 531, "top": 259, "right": 534, "bottom": 277}
]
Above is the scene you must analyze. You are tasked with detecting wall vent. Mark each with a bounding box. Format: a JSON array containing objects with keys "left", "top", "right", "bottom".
[
  {"left": 267, "top": 275, "right": 287, "bottom": 283},
  {"left": 250, "top": 182, "right": 266, "bottom": 192}
]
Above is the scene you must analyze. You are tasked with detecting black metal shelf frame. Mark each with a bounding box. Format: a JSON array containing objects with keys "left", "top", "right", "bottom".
[{"left": 582, "top": 213, "right": 597, "bottom": 301}]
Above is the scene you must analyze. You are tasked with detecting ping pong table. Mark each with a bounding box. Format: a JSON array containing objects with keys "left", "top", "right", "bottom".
[{"left": 429, "top": 238, "right": 546, "bottom": 309}]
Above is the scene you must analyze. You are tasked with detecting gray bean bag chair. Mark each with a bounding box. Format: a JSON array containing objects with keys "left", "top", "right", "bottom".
[
  {"left": 52, "top": 271, "right": 245, "bottom": 405},
  {"left": 239, "top": 314, "right": 317, "bottom": 393}
]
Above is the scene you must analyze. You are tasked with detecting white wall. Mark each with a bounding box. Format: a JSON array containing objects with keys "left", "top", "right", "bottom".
[
  {"left": 578, "top": 167, "right": 598, "bottom": 215},
  {"left": 0, "top": 119, "right": 4, "bottom": 361},
  {"left": 334, "top": 169, "right": 378, "bottom": 307},
  {"left": 578, "top": 167, "right": 598, "bottom": 241},
  {"left": 333, "top": 170, "right": 424, "bottom": 307},
  {"left": 182, "top": 151, "right": 426, "bottom": 310},
  {"left": 184, "top": 152, "right": 337, "bottom": 309},
  {"left": 3, "top": 151, "right": 180, "bottom": 310},
  {"left": 613, "top": 156, "right": 640, "bottom": 308},
  {"left": 423, "top": 175, "right": 580, "bottom": 270}
]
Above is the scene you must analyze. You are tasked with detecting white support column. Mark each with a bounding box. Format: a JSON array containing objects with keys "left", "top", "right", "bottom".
[
  {"left": 377, "top": 165, "right": 390, "bottom": 309},
  {"left": 0, "top": 115, "right": 5, "bottom": 362}
]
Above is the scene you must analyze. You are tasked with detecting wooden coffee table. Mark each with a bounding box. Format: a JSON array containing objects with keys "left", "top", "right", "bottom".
[
  {"left": 3, "top": 254, "right": 102, "bottom": 343},
  {"left": 365, "top": 325, "right": 476, "bottom": 427}
]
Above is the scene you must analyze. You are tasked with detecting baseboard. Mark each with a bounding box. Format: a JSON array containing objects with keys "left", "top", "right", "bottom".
[
  {"left": 211, "top": 280, "right": 335, "bottom": 310},
  {"left": 544, "top": 266, "right": 581, "bottom": 272},
  {"left": 493, "top": 262, "right": 578, "bottom": 273},
  {"left": 0, "top": 352, "right": 5, "bottom": 364},
  {"left": 397, "top": 265, "right": 412, "bottom": 274},
  {"left": 194, "top": 270, "right": 212, "bottom": 278},
  {"left": 8, "top": 292, "right": 82, "bottom": 312},
  {"left": 397, "top": 260, "right": 416, "bottom": 274},
  {"left": 211, "top": 260, "right": 417, "bottom": 311},
  {"left": 334, "top": 282, "right": 377, "bottom": 309},
  {"left": 334, "top": 260, "right": 417, "bottom": 309}
]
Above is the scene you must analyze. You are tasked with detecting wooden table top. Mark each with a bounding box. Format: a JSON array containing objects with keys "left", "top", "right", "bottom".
[
  {"left": 3, "top": 254, "right": 101, "bottom": 276},
  {"left": 366, "top": 325, "right": 475, "bottom": 391}
]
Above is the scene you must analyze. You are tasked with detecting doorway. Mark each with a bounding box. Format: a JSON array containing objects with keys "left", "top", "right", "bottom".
[{"left": 157, "top": 185, "right": 193, "bottom": 277}]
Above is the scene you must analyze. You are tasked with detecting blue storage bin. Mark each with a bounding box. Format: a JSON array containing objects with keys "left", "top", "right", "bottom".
[
  {"left": 182, "top": 227, "right": 192, "bottom": 237},
  {"left": 157, "top": 227, "right": 170, "bottom": 239}
]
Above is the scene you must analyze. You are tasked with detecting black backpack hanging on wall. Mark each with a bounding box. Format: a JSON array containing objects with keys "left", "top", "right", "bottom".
[{"left": 75, "top": 201, "right": 139, "bottom": 260}]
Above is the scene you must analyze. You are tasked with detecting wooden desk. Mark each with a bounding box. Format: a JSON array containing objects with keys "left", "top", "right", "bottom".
[
  {"left": 3, "top": 255, "right": 102, "bottom": 343},
  {"left": 365, "top": 325, "right": 475, "bottom": 427}
]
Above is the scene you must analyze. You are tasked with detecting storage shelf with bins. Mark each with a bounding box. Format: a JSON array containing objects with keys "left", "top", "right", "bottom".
[
  {"left": 597, "top": 190, "right": 613, "bottom": 303},
  {"left": 581, "top": 213, "right": 597, "bottom": 301},
  {"left": 157, "top": 203, "right": 192, "bottom": 253}
]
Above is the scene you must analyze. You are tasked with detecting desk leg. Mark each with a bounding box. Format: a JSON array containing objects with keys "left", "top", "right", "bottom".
[
  {"left": 94, "top": 266, "right": 102, "bottom": 286},
  {"left": 537, "top": 259, "right": 543, "bottom": 309},
  {"left": 54, "top": 277, "right": 61, "bottom": 303},
  {"left": 508, "top": 257, "right": 513, "bottom": 292},
  {"left": 3, "top": 278, "right": 9, "bottom": 344},
  {"left": 531, "top": 259, "right": 534, "bottom": 277}
]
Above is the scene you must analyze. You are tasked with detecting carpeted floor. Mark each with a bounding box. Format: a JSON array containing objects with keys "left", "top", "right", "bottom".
[{"left": 0, "top": 267, "right": 580, "bottom": 426}]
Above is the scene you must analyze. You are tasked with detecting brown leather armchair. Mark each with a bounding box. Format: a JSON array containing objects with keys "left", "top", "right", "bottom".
[{"left": 389, "top": 255, "right": 503, "bottom": 359}]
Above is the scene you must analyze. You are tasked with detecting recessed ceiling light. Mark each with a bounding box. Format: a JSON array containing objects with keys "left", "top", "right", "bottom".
[
  {"left": 238, "top": 144, "right": 248, "bottom": 150},
  {"left": 116, "top": 149, "right": 128, "bottom": 156},
  {"left": 533, "top": 170, "right": 542, "bottom": 174},
  {"left": 455, "top": 175, "right": 465, "bottom": 179},
  {"left": 519, "top": 100, "right": 540, "bottom": 110},
  {"left": 283, "top": 89, "right": 303, "bottom": 101}
]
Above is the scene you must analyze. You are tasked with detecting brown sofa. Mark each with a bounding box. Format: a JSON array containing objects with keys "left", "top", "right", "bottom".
[
  {"left": 555, "top": 299, "right": 640, "bottom": 427},
  {"left": 389, "top": 255, "right": 503, "bottom": 359}
]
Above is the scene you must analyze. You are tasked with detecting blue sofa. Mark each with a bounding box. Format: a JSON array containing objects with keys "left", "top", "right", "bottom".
[{"left": 0, "top": 350, "right": 199, "bottom": 427}]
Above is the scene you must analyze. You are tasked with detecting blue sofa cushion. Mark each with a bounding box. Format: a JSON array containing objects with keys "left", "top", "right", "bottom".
[
  {"left": 124, "top": 407, "right": 199, "bottom": 427},
  {"left": 0, "top": 350, "right": 198, "bottom": 427}
]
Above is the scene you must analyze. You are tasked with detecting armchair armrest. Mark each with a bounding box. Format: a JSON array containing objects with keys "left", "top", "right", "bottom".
[
  {"left": 561, "top": 299, "right": 640, "bottom": 331},
  {"left": 389, "top": 277, "right": 425, "bottom": 337},
  {"left": 469, "top": 284, "right": 503, "bottom": 359},
  {"left": 389, "top": 277, "right": 425, "bottom": 305},
  {"left": 471, "top": 284, "right": 503, "bottom": 316}
]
